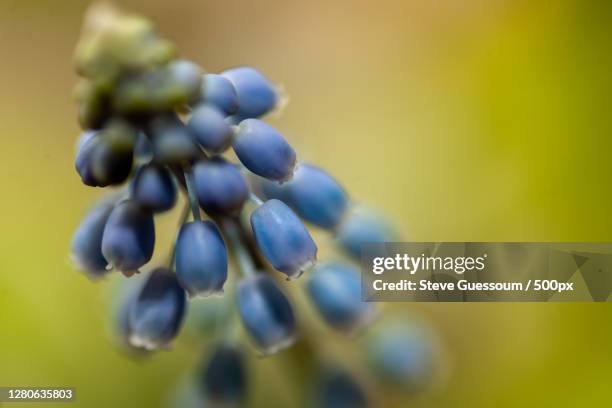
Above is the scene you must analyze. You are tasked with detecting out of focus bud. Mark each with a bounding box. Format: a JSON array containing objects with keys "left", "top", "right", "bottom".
[
  {"left": 237, "top": 275, "right": 296, "bottom": 354},
  {"left": 307, "top": 262, "right": 374, "bottom": 334},
  {"left": 134, "top": 132, "right": 153, "bottom": 163},
  {"left": 200, "top": 344, "right": 247, "bottom": 406},
  {"left": 165, "top": 59, "right": 203, "bottom": 105},
  {"left": 71, "top": 200, "right": 114, "bottom": 278},
  {"left": 102, "top": 199, "right": 155, "bottom": 275},
  {"left": 314, "top": 367, "right": 369, "bottom": 408},
  {"left": 75, "top": 79, "right": 112, "bottom": 130},
  {"left": 335, "top": 208, "right": 397, "bottom": 259},
  {"left": 111, "top": 273, "right": 151, "bottom": 357},
  {"left": 367, "top": 319, "right": 435, "bottom": 390},
  {"left": 75, "top": 121, "right": 136, "bottom": 187},
  {"left": 148, "top": 115, "right": 200, "bottom": 164},
  {"left": 258, "top": 163, "right": 349, "bottom": 229},
  {"left": 130, "top": 164, "right": 177, "bottom": 213},
  {"left": 129, "top": 268, "right": 187, "bottom": 350},
  {"left": 200, "top": 73, "right": 239, "bottom": 115},
  {"left": 188, "top": 105, "right": 234, "bottom": 153},
  {"left": 74, "top": 3, "right": 176, "bottom": 80}
]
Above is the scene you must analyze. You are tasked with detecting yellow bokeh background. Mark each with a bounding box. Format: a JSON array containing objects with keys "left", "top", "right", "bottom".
[{"left": 1, "top": 0, "right": 612, "bottom": 406}]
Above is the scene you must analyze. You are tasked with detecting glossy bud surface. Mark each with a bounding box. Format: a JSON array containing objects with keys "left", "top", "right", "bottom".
[
  {"left": 251, "top": 199, "right": 317, "bottom": 279},
  {"left": 175, "top": 221, "right": 228, "bottom": 297},
  {"left": 233, "top": 119, "right": 296, "bottom": 181}
]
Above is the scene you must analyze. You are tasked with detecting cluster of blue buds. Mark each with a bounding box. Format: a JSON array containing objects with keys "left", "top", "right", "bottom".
[{"left": 70, "top": 5, "right": 439, "bottom": 407}]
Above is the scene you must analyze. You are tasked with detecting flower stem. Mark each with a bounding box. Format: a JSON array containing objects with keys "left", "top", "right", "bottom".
[
  {"left": 167, "top": 200, "right": 191, "bottom": 268},
  {"left": 249, "top": 193, "right": 264, "bottom": 206},
  {"left": 183, "top": 167, "right": 202, "bottom": 222},
  {"left": 223, "top": 218, "right": 257, "bottom": 278}
]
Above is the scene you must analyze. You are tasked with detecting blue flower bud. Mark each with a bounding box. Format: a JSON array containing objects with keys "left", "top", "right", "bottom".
[
  {"left": 259, "top": 164, "right": 349, "bottom": 229},
  {"left": 112, "top": 274, "right": 151, "bottom": 357},
  {"left": 75, "top": 134, "right": 99, "bottom": 186},
  {"left": 149, "top": 115, "right": 201, "bottom": 164},
  {"left": 233, "top": 119, "right": 296, "bottom": 181},
  {"left": 175, "top": 221, "right": 228, "bottom": 297},
  {"left": 335, "top": 208, "right": 397, "bottom": 259},
  {"left": 166, "top": 59, "right": 203, "bottom": 105},
  {"left": 76, "top": 130, "right": 97, "bottom": 151},
  {"left": 134, "top": 132, "right": 153, "bottom": 163},
  {"left": 251, "top": 199, "right": 317, "bottom": 279},
  {"left": 236, "top": 275, "right": 296, "bottom": 354},
  {"left": 221, "top": 67, "right": 277, "bottom": 120},
  {"left": 307, "top": 262, "right": 374, "bottom": 334},
  {"left": 200, "top": 344, "right": 247, "bottom": 405},
  {"left": 71, "top": 200, "right": 114, "bottom": 278},
  {"left": 193, "top": 158, "right": 249, "bottom": 216},
  {"left": 102, "top": 199, "right": 155, "bottom": 275},
  {"left": 187, "top": 105, "right": 233, "bottom": 153},
  {"left": 129, "top": 268, "right": 187, "bottom": 350},
  {"left": 130, "top": 164, "right": 177, "bottom": 212},
  {"left": 200, "top": 73, "right": 239, "bottom": 115},
  {"left": 315, "top": 368, "right": 368, "bottom": 408},
  {"left": 75, "top": 124, "right": 135, "bottom": 187},
  {"left": 367, "top": 320, "right": 434, "bottom": 388}
]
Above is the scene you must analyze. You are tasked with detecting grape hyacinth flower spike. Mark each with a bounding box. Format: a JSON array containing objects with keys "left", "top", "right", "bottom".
[{"left": 69, "top": 5, "right": 431, "bottom": 406}]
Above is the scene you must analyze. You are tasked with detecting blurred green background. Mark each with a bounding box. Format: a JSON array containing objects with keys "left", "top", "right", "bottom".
[{"left": 1, "top": 0, "right": 612, "bottom": 406}]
